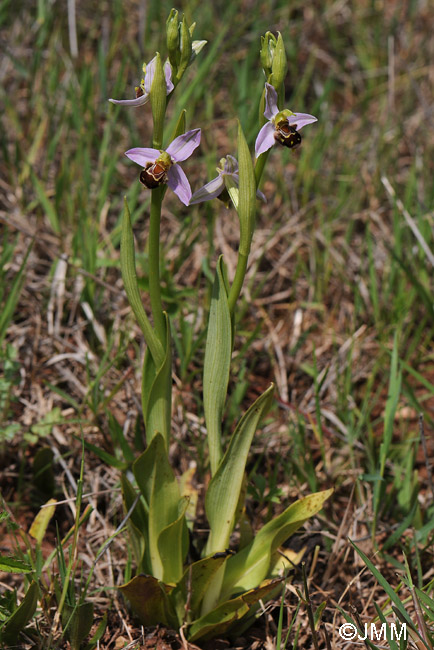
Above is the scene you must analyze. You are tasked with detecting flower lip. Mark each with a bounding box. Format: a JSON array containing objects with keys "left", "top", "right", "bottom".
[{"left": 109, "top": 56, "right": 174, "bottom": 107}]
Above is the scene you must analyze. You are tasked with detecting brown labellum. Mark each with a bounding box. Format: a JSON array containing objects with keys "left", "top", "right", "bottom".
[
  {"left": 274, "top": 121, "right": 302, "bottom": 149},
  {"left": 135, "top": 87, "right": 144, "bottom": 98},
  {"left": 140, "top": 162, "right": 168, "bottom": 189}
]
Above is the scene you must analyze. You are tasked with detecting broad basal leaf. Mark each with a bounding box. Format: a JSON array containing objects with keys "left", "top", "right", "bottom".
[
  {"left": 205, "top": 384, "right": 275, "bottom": 555},
  {"left": 158, "top": 496, "right": 189, "bottom": 584},
  {"left": 133, "top": 433, "right": 180, "bottom": 580},
  {"left": 188, "top": 578, "right": 281, "bottom": 642},
  {"left": 221, "top": 488, "right": 333, "bottom": 598},
  {"left": 1, "top": 581, "right": 39, "bottom": 645},
  {"left": 171, "top": 553, "right": 230, "bottom": 620}
]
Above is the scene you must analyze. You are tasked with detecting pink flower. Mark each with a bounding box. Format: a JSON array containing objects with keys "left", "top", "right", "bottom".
[
  {"left": 255, "top": 83, "right": 317, "bottom": 156},
  {"left": 125, "top": 129, "right": 201, "bottom": 206},
  {"left": 190, "top": 155, "right": 266, "bottom": 208},
  {"left": 109, "top": 56, "right": 174, "bottom": 107}
]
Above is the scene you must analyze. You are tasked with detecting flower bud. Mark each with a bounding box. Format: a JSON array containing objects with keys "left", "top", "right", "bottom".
[
  {"left": 260, "top": 31, "right": 276, "bottom": 77},
  {"left": 176, "top": 16, "right": 192, "bottom": 82},
  {"left": 190, "top": 39, "right": 207, "bottom": 64},
  {"left": 150, "top": 53, "right": 167, "bottom": 149},
  {"left": 166, "top": 8, "right": 180, "bottom": 69},
  {"left": 270, "top": 32, "right": 287, "bottom": 92}
]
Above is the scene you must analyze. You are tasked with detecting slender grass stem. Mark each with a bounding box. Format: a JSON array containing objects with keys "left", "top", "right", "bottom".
[{"left": 148, "top": 187, "right": 166, "bottom": 344}]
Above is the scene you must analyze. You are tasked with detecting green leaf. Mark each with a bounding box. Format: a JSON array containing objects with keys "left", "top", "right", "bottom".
[
  {"left": 133, "top": 434, "right": 180, "bottom": 579},
  {"left": 158, "top": 496, "right": 189, "bottom": 584},
  {"left": 0, "top": 240, "right": 33, "bottom": 346},
  {"left": 203, "top": 256, "right": 232, "bottom": 475},
  {"left": 29, "top": 498, "right": 57, "bottom": 545},
  {"left": 81, "top": 438, "right": 127, "bottom": 470},
  {"left": 62, "top": 602, "right": 94, "bottom": 650},
  {"left": 1, "top": 581, "right": 39, "bottom": 644},
  {"left": 188, "top": 578, "right": 281, "bottom": 642},
  {"left": 121, "top": 474, "right": 148, "bottom": 571},
  {"left": 119, "top": 574, "right": 177, "bottom": 629},
  {"left": 120, "top": 198, "right": 164, "bottom": 367},
  {"left": 82, "top": 611, "right": 107, "bottom": 650},
  {"left": 169, "top": 109, "right": 186, "bottom": 143},
  {"left": 373, "top": 333, "right": 401, "bottom": 531},
  {"left": 30, "top": 171, "right": 60, "bottom": 234},
  {"left": 0, "top": 556, "right": 32, "bottom": 574},
  {"left": 28, "top": 406, "right": 63, "bottom": 442},
  {"left": 121, "top": 474, "right": 148, "bottom": 532},
  {"left": 108, "top": 412, "right": 135, "bottom": 463},
  {"left": 171, "top": 554, "right": 230, "bottom": 618},
  {"left": 349, "top": 539, "right": 411, "bottom": 623},
  {"left": 205, "top": 384, "right": 275, "bottom": 556},
  {"left": 221, "top": 488, "right": 333, "bottom": 598},
  {"left": 202, "top": 385, "right": 275, "bottom": 614},
  {"left": 142, "top": 313, "right": 172, "bottom": 447},
  {"left": 236, "top": 121, "right": 256, "bottom": 259}
]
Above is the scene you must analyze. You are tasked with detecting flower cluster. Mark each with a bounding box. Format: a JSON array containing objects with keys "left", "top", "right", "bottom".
[{"left": 111, "top": 57, "right": 317, "bottom": 205}]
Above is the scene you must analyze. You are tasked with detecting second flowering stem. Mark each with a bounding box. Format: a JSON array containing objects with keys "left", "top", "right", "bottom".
[{"left": 148, "top": 186, "right": 166, "bottom": 345}]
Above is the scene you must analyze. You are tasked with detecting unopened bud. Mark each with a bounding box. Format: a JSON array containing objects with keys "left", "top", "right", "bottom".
[
  {"left": 176, "top": 16, "right": 192, "bottom": 82},
  {"left": 166, "top": 8, "right": 180, "bottom": 68},
  {"left": 150, "top": 53, "right": 167, "bottom": 149},
  {"left": 270, "top": 32, "right": 287, "bottom": 91},
  {"left": 260, "top": 31, "right": 276, "bottom": 77}
]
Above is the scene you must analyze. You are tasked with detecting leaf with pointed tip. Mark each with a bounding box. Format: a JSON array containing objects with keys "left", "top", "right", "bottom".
[
  {"left": 171, "top": 554, "right": 229, "bottom": 618},
  {"left": 62, "top": 602, "right": 94, "bottom": 649},
  {"left": 121, "top": 474, "right": 148, "bottom": 571},
  {"left": 205, "top": 384, "right": 275, "bottom": 555},
  {"left": 120, "top": 199, "right": 164, "bottom": 367},
  {"left": 0, "top": 556, "right": 32, "bottom": 574},
  {"left": 221, "top": 488, "right": 333, "bottom": 598},
  {"left": 1, "top": 581, "right": 39, "bottom": 644},
  {"left": 188, "top": 579, "right": 281, "bottom": 642},
  {"left": 158, "top": 496, "right": 189, "bottom": 584},
  {"left": 142, "top": 313, "right": 172, "bottom": 447},
  {"left": 203, "top": 256, "right": 232, "bottom": 475},
  {"left": 29, "top": 498, "right": 56, "bottom": 545},
  {"left": 133, "top": 433, "right": 180, "bottom": 579}
]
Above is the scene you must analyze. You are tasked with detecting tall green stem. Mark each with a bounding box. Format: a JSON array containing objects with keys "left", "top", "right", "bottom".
[
  {"left": 255, "top": 150, "right": 270, "bottom": 187},
  {"left": 227, "top": 123, "right": 258, "bottom": 314},
  {"left": 227, "top": 252, "right": 248, "bottom": 314},
  {"left": 148, "top": 187, "right": 166, "bottom": 344}
]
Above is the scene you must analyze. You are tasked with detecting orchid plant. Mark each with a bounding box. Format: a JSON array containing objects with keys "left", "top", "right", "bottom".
[{"left": 111, "top": 12, "right": 330, "bottom": 642}]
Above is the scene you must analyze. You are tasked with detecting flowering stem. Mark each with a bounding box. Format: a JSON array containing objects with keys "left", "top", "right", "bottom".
[
  {"left": 148, "top": 187, "right": 166, "bottom": 344},
  {"left": 254, "top": 150, "right": 270, "bottom": 187},
  {"left": 228, "top": 123, "right": 256, "bottom": 314},
  {"left": 228, "top": 252, "right": 248, "bottom": 314}
]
